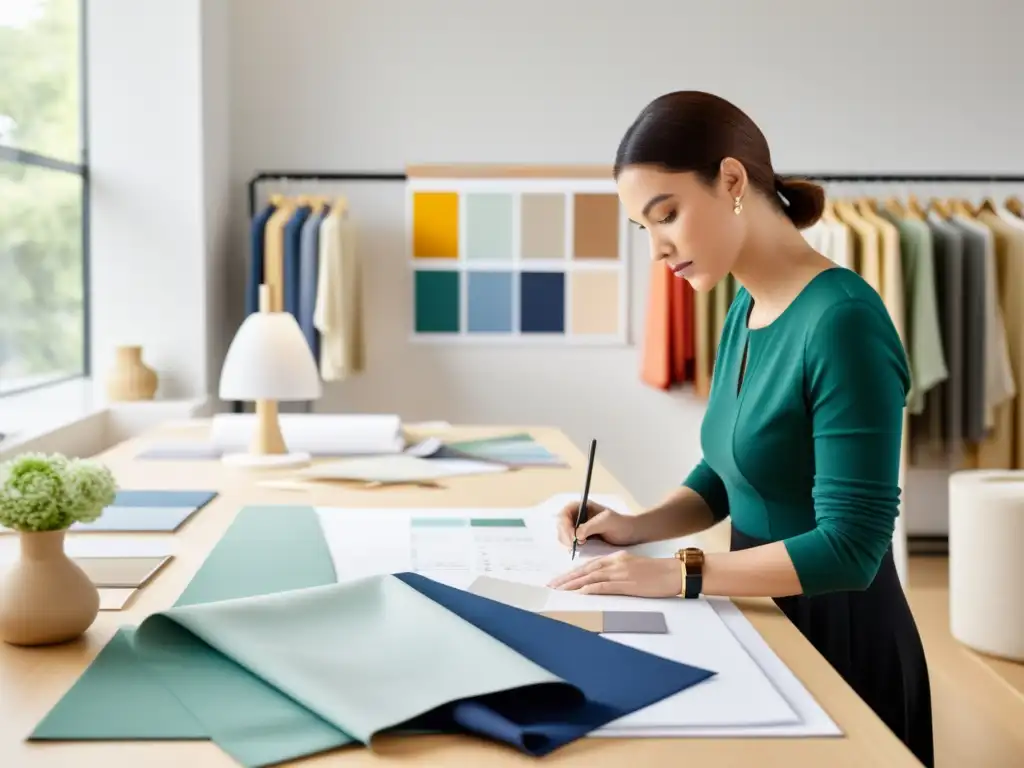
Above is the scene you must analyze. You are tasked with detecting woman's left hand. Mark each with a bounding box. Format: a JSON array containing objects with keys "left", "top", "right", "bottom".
[{"left": 546, "top": 551, "right": 682, "bottom": 597}]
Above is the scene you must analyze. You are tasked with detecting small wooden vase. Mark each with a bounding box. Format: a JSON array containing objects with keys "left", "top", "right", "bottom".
[
  {"left": 0, "top": 530, "right": 100, "bottom": 646},
  {"left": 106, "top": 345, "right": 158, "bottom": 401}
]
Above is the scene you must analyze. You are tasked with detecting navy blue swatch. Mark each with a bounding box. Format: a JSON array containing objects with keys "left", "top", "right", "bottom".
[
  {"left": 395, "top": 572, "right": 715, "bottom": 756},
  {"left": 519, "top": 271, "right": 565, "bottom": 333},
  {"left": 112, "top": 490, "right": 218, "bottom": 509}
]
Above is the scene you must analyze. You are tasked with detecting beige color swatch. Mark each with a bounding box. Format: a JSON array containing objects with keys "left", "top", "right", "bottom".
[
  {"left": 520, "top": 193, "right": 566, "bottom": 259},
  {"left": 74, "top": 556, "right": 172, "bottom": 588},
  {"left": 570, "top": 271, "right": 620, "bottom": 335},
  {"left": 99, "top": 588, "right": 137, "bottom": 611},
  {"left": 573, "top": 193, "right": 620, "bottom": 259},
  {"left": 540, "top": 610, "right": 604, "bottom": 632}
]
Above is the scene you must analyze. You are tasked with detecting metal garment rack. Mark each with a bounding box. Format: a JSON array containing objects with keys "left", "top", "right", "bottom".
[{"left": 235, "top": 169, "right": 1024, "bottom": 413}]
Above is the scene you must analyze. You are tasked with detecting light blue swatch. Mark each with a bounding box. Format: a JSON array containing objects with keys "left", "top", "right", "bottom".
[
  {"left": 465, "top": 193, "right": 513, "bottom": 260},
  {"left": 467, "top": 271, "right": 513, "bottom": 332}
]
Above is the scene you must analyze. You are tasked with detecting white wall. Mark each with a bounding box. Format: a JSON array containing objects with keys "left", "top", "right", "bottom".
[
  {"left": 219, "top": 0, "right": 1024, "bottom": 511},
  {"left": 86, "top": 0, "right": 230, "bottom": 401}
]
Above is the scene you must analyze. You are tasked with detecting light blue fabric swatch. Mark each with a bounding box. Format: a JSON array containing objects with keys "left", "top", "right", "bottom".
[{"left": 467, "top": 271, "right": 513, "bottom": 332}]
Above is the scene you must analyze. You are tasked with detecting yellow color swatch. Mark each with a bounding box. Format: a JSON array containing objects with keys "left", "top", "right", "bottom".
[{"left": 413, "top": 191, "right": 459, "bottom": 258}]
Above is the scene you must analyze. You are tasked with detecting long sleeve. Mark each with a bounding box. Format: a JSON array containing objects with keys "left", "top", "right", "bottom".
[
  {"left": 682, "top": 459, "right": 730, "bottom": 523},
  {"left": 783, "top": 298, "right": 910, "bottom": 595}
]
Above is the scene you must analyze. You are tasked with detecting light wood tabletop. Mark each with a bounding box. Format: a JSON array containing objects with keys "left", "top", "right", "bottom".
[{"left": 0, "top": 420, "right": 926, "bottom": 767}]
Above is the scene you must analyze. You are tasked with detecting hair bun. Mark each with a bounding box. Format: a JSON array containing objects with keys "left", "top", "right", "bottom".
[{"left": 774, "top": 175, "right": 826, "bottom": 229}]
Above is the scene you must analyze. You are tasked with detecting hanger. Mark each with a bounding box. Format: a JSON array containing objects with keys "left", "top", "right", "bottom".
[
  {"left": 884, "top": 195, "right": 907, "bottom": 217},
  {"left": 949, "top": 198, "right": 975, "bottom": 218},
  {"left": 978, "top": 196, "right": 997, "bottom": 214},
  {"left": 905, "top": 194, "right": 926, "bottom": 220},
  {"left": 821, "top": 196, "right": 838, "bottom": 221},
  {"left": 928, "top": 197, "right": 951, "bottom": 219},
  {"left": 1005, "top": 195, "right": 1023, "bottom": 217},
  {"left": 335, "top": 197, "right": 349, "bottom": 216},
  {"left": 269, "top": 193, "right": 285, "bottom": 206}
]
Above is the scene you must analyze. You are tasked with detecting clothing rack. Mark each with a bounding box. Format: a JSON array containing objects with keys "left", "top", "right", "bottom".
[{"left": 237, "top": 169, "right": 1024, "bottom": 413}]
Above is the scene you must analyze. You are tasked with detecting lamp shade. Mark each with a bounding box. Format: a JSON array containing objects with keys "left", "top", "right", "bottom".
[{"left": 219, "top": 311, "right": 323, "bottom": 401}]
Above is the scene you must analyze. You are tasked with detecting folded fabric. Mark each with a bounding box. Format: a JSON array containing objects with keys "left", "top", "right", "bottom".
[{"left": 32, "top": 505, "right": 715, "bottom": 766}]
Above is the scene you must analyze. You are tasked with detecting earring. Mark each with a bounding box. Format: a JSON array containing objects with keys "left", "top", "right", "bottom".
[{"left": 733, "top": 196, "right": 743, "bottom": 215}]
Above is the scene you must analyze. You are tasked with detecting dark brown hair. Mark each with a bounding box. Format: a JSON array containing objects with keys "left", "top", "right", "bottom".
[{"left": 613, "top": 91, "right": 825, "bottom": 230}]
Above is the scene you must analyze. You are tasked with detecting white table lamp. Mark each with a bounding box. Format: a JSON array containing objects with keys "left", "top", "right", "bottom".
[{"left": 218, "top": 284, "right": 323, "bottom": 468}]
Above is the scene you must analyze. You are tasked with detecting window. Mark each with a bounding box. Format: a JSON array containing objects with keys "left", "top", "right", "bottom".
[{"left": 0, "top": 0, "right": 88, "bottom": 397}]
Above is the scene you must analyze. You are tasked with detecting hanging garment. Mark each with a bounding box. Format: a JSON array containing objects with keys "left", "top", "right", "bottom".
[
  {"left": 298, "top": 204, "right": 328, "bottom": 361},
  {"left": 859, "top": 204, "right": 906, "bottom": 348},
  {"left": 246, "top": 203, "right": 277, "bottom": 316},
  {"left": 670, "top": 275, "right": 694, "bottom": 383},
  {"left": 640, "top": 261, "right": 672, "bottom": 390},
  {"left": 922, "top": 214, "right": 966, "bottom": 460},
  {"left": 803, "top": 215, "right": 853, "bottom": 269},
  {"left": 995, "top": 208, "right": 1024, "bottom": 467},
  {"left": 880, "top": 211, "right": 947, "bottom": 415},
  {"left": 978, "top": 210, "right": 1024, "bottom": 468},
  {"left": 711, "top": 274, "right": 735, "bottom": 352},
  {"left": 282, "top": 205, "right": 313, "bottom": 319},
  {"left": 693, "top": 286, "right": 713, "bottom": 398},
  {"left": 314, "top": 210, "right": 363, "bottom": 381},
  {"left": 262, "top": 203, "right": 295, "bottom": 311},
  {"left": 953, "top": 215, "right": 1015, "bottom": 469},
  {"left": 947, "top": 217, "right": 991, "bottom": 444},
  {"left": 835, "top": 203, "right": 882, "bottom": 295}
]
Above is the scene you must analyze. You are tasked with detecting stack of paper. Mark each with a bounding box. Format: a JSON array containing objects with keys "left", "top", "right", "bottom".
[{"left": 209, "top": 413, "right": 406, "bottom": 456}]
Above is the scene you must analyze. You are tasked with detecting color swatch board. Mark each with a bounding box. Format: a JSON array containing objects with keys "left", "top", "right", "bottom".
[
  {"left": 313, "top": 505, "right": 840, "bottom": 736},
  {"left": 408, "top": 177, "right": 630, "bottom": 344}
]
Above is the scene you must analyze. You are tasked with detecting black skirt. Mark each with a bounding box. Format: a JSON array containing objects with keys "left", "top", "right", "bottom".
[{"left": 730, "top": 526, "right": 934, "bottom": 767}]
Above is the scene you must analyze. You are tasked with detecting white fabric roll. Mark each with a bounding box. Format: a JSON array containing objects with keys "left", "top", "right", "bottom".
[{"left": 948, "top": 470, "right": 1024, "bottom": 661}]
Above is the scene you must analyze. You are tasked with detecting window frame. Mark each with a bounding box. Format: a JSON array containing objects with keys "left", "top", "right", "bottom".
[{"left": 0, "top": 0, "right": 90, "bottom": 398}]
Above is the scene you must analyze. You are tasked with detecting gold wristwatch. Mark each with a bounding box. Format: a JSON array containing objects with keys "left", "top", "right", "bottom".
[{"left": 674, "top": 547, "right": 705, "bottom": 599}]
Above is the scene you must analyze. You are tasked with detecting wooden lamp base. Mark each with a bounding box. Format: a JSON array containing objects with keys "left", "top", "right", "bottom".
[{"left": 221, "top": 398, "right": 311, "bottom": 469}]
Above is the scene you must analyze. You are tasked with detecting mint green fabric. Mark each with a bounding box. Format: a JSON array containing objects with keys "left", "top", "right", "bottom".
[
  {"left": 140, "top": 576, "right": 567, "bottom": 745},
  {"left": 32, "top": 506, "right": 347, "bottom": 767},
  {"left": 31, "top": 505, "right": 575, "bottom": 767}
]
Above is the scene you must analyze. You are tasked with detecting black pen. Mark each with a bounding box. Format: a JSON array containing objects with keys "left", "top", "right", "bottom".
[{"left": 571, "top": 439, "right": 597, "bottom": 560}]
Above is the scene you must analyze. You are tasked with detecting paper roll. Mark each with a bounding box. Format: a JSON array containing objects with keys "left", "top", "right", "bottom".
[{"left": 948, "top": 470, "right": 1024, "bottom": 661}]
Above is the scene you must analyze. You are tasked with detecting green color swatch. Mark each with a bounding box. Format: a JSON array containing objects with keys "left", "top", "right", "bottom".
[
  {"left": 471, "top": 518, "right": 526, "bottom": 528},
  {"left": 414, "top": 270, "right": 459, "bottom": 333}
]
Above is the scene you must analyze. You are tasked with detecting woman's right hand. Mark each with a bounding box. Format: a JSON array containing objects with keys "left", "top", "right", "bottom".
[{"left": 555, "top": 500, "right": 639, "bottom": 548}]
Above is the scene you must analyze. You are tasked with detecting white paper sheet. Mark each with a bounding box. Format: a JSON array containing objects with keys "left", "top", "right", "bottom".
[{"left": 209, "top": 413, "right": 405, "bottom": 455}]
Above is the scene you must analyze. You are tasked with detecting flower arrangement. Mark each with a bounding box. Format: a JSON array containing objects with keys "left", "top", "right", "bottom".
[{"left": 0, "top": 453, "right": 118, "bottom": 533}]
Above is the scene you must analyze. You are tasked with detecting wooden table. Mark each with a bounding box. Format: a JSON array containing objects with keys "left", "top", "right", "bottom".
[{"left": 0, "top": 421, "right": 924, "bottom": 767}]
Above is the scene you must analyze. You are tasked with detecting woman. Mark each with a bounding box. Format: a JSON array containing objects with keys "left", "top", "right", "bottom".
[{"left": 548, "top": 91, "right": 933, "bottom": 767}]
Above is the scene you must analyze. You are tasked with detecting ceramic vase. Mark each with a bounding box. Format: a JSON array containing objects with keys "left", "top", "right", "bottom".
[
  {"left": 0, "top": 529, "right": 100, "bottom": 646},
  {"left": 105, "top": 345, "right": 158, "bottom": 401}
]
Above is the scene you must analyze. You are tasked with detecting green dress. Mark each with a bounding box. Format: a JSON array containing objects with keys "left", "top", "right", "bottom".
[{"left": 683, "top": 266, "right": 933, "bottom": 767}]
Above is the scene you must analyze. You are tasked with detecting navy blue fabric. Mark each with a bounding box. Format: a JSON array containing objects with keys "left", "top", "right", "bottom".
[
  {"left": 297, "top": 206, "right": 326, "bottom": 360},
  {"left": 395, "top": 572, "right": 715, "bottom": 756},
  {"left": 282, "top": 206, "right": 312, "bottom": 319},
  {"left": 246, "top": 204, "right": 277, "bottom": 316},
  {"left": 519, "top": 271, "right": 565, "bottom": 333}
]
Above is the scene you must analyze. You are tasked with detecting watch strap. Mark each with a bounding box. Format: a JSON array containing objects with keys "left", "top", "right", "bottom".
[{"left": 675, "top": 547, "right": 704, "bottom": 599}]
